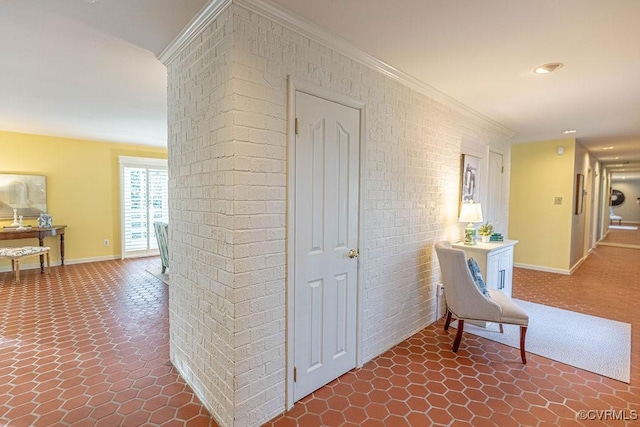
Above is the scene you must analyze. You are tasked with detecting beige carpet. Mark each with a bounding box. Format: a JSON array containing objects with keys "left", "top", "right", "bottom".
[
  {"left": 145, "top": 268, "right": 169, "bottom": 285},
  {"left": 453, "top": 299, "right": 631, "bottom": 383}
]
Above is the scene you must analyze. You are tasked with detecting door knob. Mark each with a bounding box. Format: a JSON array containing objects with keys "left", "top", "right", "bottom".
[{"left": 348, "top": 249, "right": 359, "bottom": 259}]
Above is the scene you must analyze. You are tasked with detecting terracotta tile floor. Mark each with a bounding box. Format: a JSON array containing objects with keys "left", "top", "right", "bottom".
[
  {"left": 267, "top": 245, "right": 640, "bottom": 426},
  {"left": 0, "top": 258, "right": 216, "bottom": 427},
  {"left": 2, "top": 246, "right": 639, "bottom": 426}
]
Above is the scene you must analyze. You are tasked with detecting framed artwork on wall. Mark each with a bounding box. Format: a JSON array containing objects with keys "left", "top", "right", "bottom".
[
  {"left": 0, "top": 174, "right": 47, "bottom": 219},
  {"left": 575, "top": 173, "right": 585, "bottom": 215},
  {"left": 611, "top": 189, "right": 625, "bottom": 206},
  {"left": 460, "top": 154, "right": 481, "bottom": 204}
]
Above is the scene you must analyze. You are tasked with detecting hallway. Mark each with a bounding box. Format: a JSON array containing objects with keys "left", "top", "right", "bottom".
[{"left": 600, "top": 224, "right": 640, "bottom": 248}]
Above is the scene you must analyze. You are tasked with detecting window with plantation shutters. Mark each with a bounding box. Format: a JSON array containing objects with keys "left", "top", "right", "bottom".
[{"left": 119, "top": 157, "right": 168, "bottom": 258}]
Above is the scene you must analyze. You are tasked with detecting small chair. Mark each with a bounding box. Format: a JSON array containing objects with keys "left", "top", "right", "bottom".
[
  {"left": 609, "top": 207, "right": 622, "bottom": 225},
  {"left": 0, "top": 246, "right": 51, "bottom": 282},
  {"left": 153, "top": 222, "right": 169, "bottom": 274},
  {"left": 435, "top": 241, "right": 529, "bottom": 363}
]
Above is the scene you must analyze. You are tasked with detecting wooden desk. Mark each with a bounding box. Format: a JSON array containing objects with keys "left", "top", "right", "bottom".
[{"left": 0, "top": 225, "right": 66, "bottom": 271}]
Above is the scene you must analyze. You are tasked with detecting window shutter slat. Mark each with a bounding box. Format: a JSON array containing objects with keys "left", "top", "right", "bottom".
[{"left": 121, "top": 161, "right": 168, "bottom": 257}]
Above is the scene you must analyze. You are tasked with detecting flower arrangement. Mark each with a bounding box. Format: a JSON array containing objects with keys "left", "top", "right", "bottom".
[{"left": 478, "top": 222, "right": 494, "bottom": 237}]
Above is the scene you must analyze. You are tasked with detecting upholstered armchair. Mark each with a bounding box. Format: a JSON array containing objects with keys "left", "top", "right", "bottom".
[
  {"left": 610, "top": 207, "right": 622, "bottom": 225},
  {"left": 434, "top": 241, "right": 529, "bottom": 363},
  {"left": 153, "top": 222, "right": 169, "bottom": 274}
]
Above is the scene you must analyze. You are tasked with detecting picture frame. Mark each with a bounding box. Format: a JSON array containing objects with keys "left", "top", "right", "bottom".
[
  {"left": 0, "top": 174, "right": 47, "bottom": 219},
  {"left": 575, "top": 173, "right": 584, "bottom": 215},
  {"left": 460, "top": 154, "right": 481, "bottom": 204},
  {"left": 611, "top": 189, "right": 625, "bottom": 206}
]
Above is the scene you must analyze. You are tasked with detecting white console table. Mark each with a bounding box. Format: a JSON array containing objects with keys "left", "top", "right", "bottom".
[{"left": 451, "top": 240, "right": 518, "bottom": 297}]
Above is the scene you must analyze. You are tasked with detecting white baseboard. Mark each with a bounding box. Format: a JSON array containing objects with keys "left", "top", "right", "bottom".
[
  {"left": 513, "top": 262, "right": 571, "bottom": 275},
  {"left": 598, "top": 242, "right": 640, "bottom": 249},
  {"left": 0, "top": 255, "right": 120, "bottom": 273},
  {"left": 569, "top": 256, "right": 586, "bottom": 275}
]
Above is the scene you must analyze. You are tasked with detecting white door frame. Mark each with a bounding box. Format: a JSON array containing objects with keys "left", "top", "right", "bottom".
[
  {"left": 286, "top": 77, "right": 366, "bottom": 409},
  {"left": 487, "top": 148, "right": 506, "bottom": 232}
]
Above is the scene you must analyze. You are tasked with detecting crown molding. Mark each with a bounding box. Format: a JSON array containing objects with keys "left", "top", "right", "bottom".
[
  {"left": 162, "top": 0, "right": 515, "bottom": 137},
  {"left": 158, "top": 0, "right": 232, "bottom": 66}
]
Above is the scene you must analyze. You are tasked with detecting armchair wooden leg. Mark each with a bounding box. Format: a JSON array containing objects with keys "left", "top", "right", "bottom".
[
  {"left": 452, "top": 320, "right": 464, "bottom": 352},
  {"left": 499, "top": 324, "right": 504, "bottom": 334},
  {"left": 444, "top": 309, "right": 453, "bottom": 331},
  {"left": 520, "top": 325, "right": 528, "bottom": 364}
]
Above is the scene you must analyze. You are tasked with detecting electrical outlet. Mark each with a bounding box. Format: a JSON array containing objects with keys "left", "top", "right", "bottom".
[
  {"left": 437, "top": 284, "right": 444, "bottom": 296},
  {"left": 104, "top": 239, "right": 109, "bottom": 246},
  {"left": 554, "top": 197, "right": 563, "bottom": 205}
]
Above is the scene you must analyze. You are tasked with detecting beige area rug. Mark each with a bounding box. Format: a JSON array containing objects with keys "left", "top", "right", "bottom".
[
  {"left": 452, "top": 299, "right": 631, "bottom": 383},
  {"left": 145, "top": 268, "right": 169, "bottom": 285},
  {"left": 609, "top": 225, "right": 639, "bottom": 230}
]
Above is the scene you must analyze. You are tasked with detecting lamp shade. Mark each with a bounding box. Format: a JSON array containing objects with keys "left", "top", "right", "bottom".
[{"left": 459, "top": 202, "right": 483, "bottom": 224}]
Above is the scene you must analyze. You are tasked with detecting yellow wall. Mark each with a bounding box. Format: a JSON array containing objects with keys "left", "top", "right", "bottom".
[
  {"left": 0, "top": 130, "right": 167, "bottom": 267},
  {"left": 509, "top": 139, "right": 575, "bottom": 271}
]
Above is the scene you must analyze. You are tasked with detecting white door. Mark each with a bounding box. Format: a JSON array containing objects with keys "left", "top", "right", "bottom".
[
  {"left": 294, "top": 91, "right": 360, "bottom": 401},
  {"left": 486, "top": 151, "right": 503, "bottom": 231}
]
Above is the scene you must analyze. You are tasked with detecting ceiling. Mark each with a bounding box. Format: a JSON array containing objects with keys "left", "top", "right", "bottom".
[
  {"left": 1, "top": 0, "right": 639, "bottom": 175},
  {"left": 0, "top": 0, "right": 208, "bottom": 146}
]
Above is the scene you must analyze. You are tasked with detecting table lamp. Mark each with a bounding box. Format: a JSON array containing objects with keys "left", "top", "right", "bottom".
[{"left": 459, "top": 202, "right": 483, "bottom": 245}]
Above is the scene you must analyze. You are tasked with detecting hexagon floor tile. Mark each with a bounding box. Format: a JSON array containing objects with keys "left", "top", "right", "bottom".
[
  {"left": 2, "top": 245, "right": 639, "bottom": 427},
  {"left": 0, "top": 258, "right": 217, "bottom": 427},
  {"left": 267, "top": 245, "right": 640, "bottom": 426}
]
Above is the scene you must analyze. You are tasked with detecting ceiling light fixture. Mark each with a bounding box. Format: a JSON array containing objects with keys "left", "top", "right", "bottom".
[
  {"left": 603, "top": 146, "right": 614, "bottom": 150},
  {"left": 562, "top": 129, "right": 577, "bottom": 134},
  {"left": 534, "top": 63, "right": 564, "bottom": 74}
]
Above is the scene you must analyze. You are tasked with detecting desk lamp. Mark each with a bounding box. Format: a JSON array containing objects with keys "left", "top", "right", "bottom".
[{"left": 459, "top": 202, "right": 483, "bottom": 245}]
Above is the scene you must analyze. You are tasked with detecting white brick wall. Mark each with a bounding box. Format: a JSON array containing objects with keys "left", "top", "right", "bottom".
[
  {"left": 167, "top": 2, "right": 512, "bottom": 426},
  {"left": 167, "top": 5, "right": 237, "bottom": 427}
]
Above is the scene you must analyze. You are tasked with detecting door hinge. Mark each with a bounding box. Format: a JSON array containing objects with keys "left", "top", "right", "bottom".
[
  {"left": 293, "top": 367, "right": 297, "bottom": 382},
  {"left": 295, "top": 118, "right": 299, "bottom": 135}
]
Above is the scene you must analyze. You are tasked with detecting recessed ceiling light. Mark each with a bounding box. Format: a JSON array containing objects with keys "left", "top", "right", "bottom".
[
  {"left": 603, "top": 146, "right": 614, "bottom": 150},
  {"left": 534, "top": 63, "right": 564, "bottom": 74},
  {"left": 562, "top": 129, "right": 577, "bottom": 134}
]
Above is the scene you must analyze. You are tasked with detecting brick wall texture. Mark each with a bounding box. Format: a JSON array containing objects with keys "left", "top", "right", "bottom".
[{"left": 167, "top": 3, "right": 512, "bottom": 426}]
